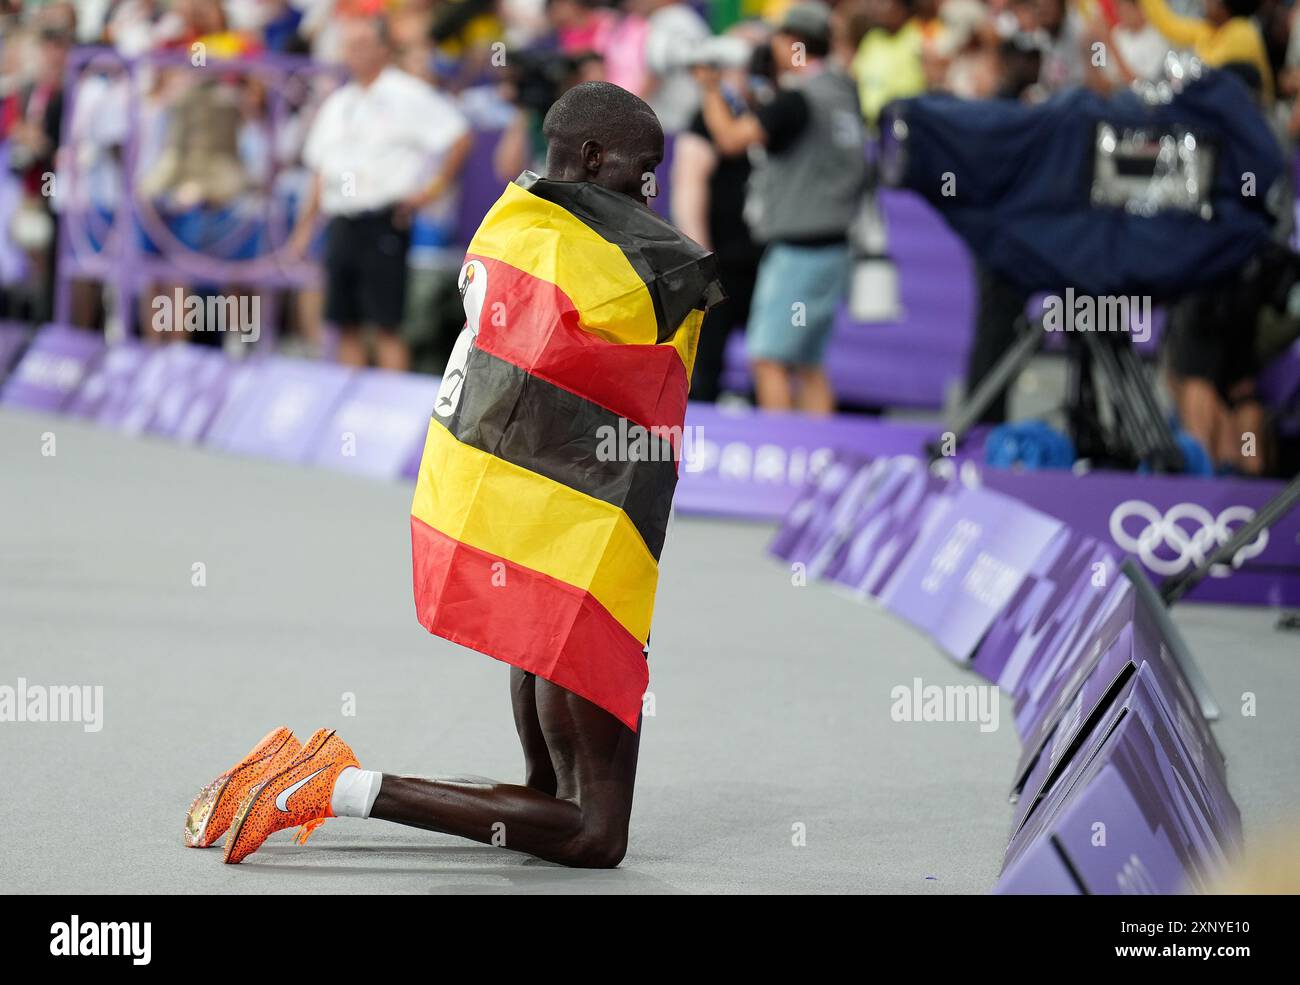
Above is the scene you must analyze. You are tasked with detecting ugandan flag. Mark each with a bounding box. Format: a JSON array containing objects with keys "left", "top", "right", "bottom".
[{"left": 411, "top": 172, "right": 722, "bottom": 731}]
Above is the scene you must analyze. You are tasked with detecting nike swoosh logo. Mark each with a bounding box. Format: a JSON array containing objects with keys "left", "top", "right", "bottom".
[{"left": 276, "top": 767, "right": 328, "bottom": 813}]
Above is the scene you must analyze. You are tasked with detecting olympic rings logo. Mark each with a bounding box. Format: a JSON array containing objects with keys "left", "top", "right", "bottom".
[{"left": 1108, "top": 501, "right": 1269, "bottom": 576}]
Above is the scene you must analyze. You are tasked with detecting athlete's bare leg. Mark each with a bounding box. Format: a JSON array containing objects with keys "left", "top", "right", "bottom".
[
  {"left": 369, "top": 675, "right": 640, "bottom": 868},
  {"left": 511, "top": 668, "right": 558, "bottom": 794}
]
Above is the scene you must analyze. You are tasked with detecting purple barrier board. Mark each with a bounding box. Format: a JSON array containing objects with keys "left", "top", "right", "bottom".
[
  {"left": 768, "top": 452, "right": 876, "bottom": 562},
  {"left": 202, "top": 359, "right": 268, "bottom": 449},
  {"left": 0, "top": 321, "right": 30, "bottom": 379},
  {"left": 674, "top": 404, "right": 981, "bottom": 520},
  {"left": 876, "top": 485, "right": 1064, "bottom": 662},
  {"left": 981, "top": 468, "right": 1300, "bottom": 606},
  {"left": 1052, "top": 762, "right": 1191, "bottom": 894},
  {"left": 767, "top": 451, "right": 961, "bottom": 601},
  {"left": 771, "top": 448, "right": 1298, "bottom": 606},
  {"left": 309, "top": 369, "right": 440, "bottom": 480},
  {"left": 141, "top": 345, "right": 246, "bottom": 443},
  {"left": 1010, "top": 609, "right": 1233, "bottom": 847},
  {"left": 1013, "top": 623, "right": 1136, "bottom": 827},
  {"left": 1000, "top": 762, "right": 1188, "bottom": 894},
  {"left": 972, "top": 528, "right": 1120, "bottom": 693},
  {"left": 0, "top": 323, "right": 105, "bottom": 412},
  {"left": 1005, "top": 669, "right": 1133, "bottom": 871},
  {"left": 993, "top": 833, "right": 1084, "bottom": 894},
  {"left": 1012, "top": 579, "right": 1136, "bottom": 740},
  {"left": 1005, "top": 665, "right": 1238, "bottom": 888},
  {"left": 63, "top": 341, "right": 149, "bottom": 421},
  {"left": 204, "top": 356, "right": 356, "bottom": 463},
  {"left": 821, "top": 463, "right": 956, "bottom": 597},
  {"left": 400, "top": 426, "right": 427, "bottom": 481}
]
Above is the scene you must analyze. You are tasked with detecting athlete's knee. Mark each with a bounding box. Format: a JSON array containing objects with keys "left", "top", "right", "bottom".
[
  {"left": 567, "top": 836, "right": 626, "bottom": 869},
  {"left": 561, "top": 824, "right": 627, "bottom": 869}
]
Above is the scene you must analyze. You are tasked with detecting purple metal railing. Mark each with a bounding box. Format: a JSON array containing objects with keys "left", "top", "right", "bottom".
[{"left": 53, "top": 46, "right": 346, "bottom": 342}]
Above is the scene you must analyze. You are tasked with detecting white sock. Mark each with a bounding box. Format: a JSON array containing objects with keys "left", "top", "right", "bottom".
[{"left": 330, "top": 767, "right": 383, "bottom": 818}]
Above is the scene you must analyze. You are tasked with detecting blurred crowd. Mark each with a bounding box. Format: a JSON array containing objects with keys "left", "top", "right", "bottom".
[{"left": 2, "top": 0, "right": 1299, "bottom": 474}]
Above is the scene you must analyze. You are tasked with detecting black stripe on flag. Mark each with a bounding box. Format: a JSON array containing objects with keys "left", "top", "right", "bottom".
[
  {"left": 441, "top": 346, "right": 680, "bottom": 559},
  {"left": 515, "top": 172, "right": 724, "bottom": 344}
]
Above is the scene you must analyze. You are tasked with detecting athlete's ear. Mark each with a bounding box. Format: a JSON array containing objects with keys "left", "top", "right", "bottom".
[{"left": 581, "top": 139, "right": 604, "bottom": 177}]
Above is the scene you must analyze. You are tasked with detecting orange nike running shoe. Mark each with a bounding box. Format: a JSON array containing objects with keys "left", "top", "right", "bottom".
[
  {"left": 223, "top": 728, "right": 359, "bottom": 864},
  {"left": 185, "top": 727, "right": 301, "bottom": 848}
]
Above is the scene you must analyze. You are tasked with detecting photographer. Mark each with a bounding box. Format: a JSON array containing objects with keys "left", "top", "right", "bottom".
[
  {"left": 694, "top": 2, "right": 867, "bottom": 414},
  {"left": 493, "top": 49, "right": 605, "bottom": 182}
]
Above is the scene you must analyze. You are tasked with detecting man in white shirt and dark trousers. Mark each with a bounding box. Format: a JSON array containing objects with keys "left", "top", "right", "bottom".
[{"left": 290, "top": 16, "right": 471, "bottom": 371}]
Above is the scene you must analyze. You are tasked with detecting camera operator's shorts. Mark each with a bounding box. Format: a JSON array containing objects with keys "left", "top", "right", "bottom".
[
  {"left": 1167, "top": 285, "right": 1259, "bottom": 398},
  {"left": 746, "top": 240, "right": 849, "bottom": 366},
  {"left": 323, "top": 208, "right": 411, "bottom": 331}
]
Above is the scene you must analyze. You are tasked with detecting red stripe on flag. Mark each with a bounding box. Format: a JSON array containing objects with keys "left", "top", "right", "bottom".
[
  {"left": 411, "top": 515, "right": 647, "bottom": 732},
  {"left": 467, "top": 254, "right": 690, "bottom": 436}
]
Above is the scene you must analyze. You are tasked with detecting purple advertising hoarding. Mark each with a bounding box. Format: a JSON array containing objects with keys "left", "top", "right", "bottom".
[
  {"left": 309, "top": 369, "right": 440, "bottom": 480},
  {"left": 141, "top": 345, "right": 244, "bottom": 442},
  {"left": 1011, "top": 581, "right": 1136, "bottom": 742},
  {"left": 0, "top": 323, "right": 105, "bottom": 412},
  {"left": 819, "top": 462, "right": 955, "bottom": 596},
  {"left": 675, "top": 404, "right": 982, "bottom": 520},
  {"left": 1011, "top": 571, "right": 1225, "bottom": 771},
  {"left": 771, "top": 450, "right": 1300, "bottom": 607},
  {"left": 993, "top": 831, "right": 1083, "bottom": 895},
  {"left": 63, "top": 341, "right": 149, "bottom": 421},
  {"left": 972, "top": 528, "right": 1120, "bottom": 693},
  {"left": 980, "top": 467, "right": 1300, "bottom": 606},
  {"left": 770, "top": 453, "right": 957, "bottom": 602},
  {"left": 1011, "top": 625, "right": 1136, "bottom": 835},
  {"left": 768, "top": 452, "right": 876, "bottom": 562},
  {"left": 1002, "top": 762, "right": 1189, "bottom": 894},
  {"left": 1004, "top": 666, "right": 1237, "bottom": 887},
  {"left": 204, "top": 357, "right": 356, "bottom": 463},
  {"left": 878, "top": 485, "right": 1063, "bottom": 662}
]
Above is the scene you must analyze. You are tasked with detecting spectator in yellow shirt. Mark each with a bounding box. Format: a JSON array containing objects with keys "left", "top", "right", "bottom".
[
  {"left": 852, "top": 0, "right": 926, "bottom": 127},
  {"left": 1138, "top": 0, "right": 1273, "bottom": 101}
]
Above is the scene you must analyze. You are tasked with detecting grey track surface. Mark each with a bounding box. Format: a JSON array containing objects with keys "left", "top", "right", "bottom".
[{"left": 2, "top": 410, "right": 1297, "bottom": 894}]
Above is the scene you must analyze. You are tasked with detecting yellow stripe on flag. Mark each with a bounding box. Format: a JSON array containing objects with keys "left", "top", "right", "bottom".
[
  {"left": 468, "top": 183, "right": 699, "bottom": 371},
  {"left": 411, "top": 420, "right": 658, "bottom": 644},
  {"left": 670, "top": 308, "right": 703, "bottom": 378}
]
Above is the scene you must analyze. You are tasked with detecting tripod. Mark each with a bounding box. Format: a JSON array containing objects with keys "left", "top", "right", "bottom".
[{"left": 927, "top": 310, "right": 1185, "bottom": 473}]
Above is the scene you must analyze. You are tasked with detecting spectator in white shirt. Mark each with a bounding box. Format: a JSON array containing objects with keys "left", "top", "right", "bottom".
[
  {"left": 1089, "top": 0, "right": 1171, "bottom": 89},
  {"left": 288, "top": 15, "right": 472, "bottom": 371},
  {"left": 636, "top": 0, "right": 712, "bottom": 132}
]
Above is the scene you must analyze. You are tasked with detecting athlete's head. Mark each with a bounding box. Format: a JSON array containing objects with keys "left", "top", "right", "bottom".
[{"left": 542, "top": 81, "right": 664, "bottom": 206}]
